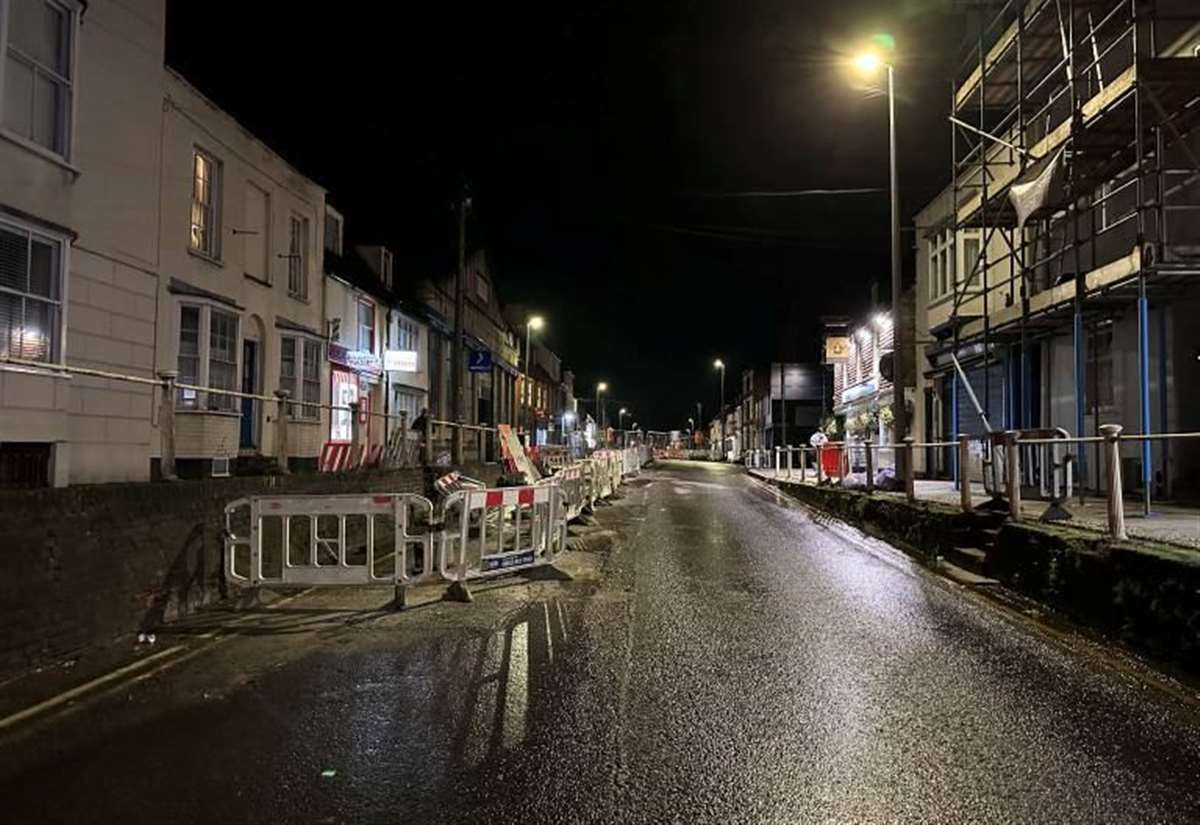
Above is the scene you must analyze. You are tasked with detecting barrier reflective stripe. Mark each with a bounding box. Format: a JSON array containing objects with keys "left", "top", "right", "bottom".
[{"left": 224, "top": 493, "right": 436, "bottom": 588}]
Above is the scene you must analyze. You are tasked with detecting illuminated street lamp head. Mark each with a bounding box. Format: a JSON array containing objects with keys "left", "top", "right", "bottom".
[
  {"left": 619, "top": 407, "right": 627, "bottom": 416},
  {"left": 854, "top": 51, "right": 883, "bottom": 74},
  {"left": 713, "top": 358, "right": 724, "bottom": 370},
  {"left": 597, "top": 381, "right": 608, "bottom": 393},
  {"left": 527, "top": 315, "right": 545, "bottom": 331}
]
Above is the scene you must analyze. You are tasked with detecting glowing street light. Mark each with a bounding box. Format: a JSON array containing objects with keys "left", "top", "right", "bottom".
[
  {"left": 595, "top": 381, "right": 608, "bottom": 433},
  {"left": 714, "top": 359, "right": 726, "bottom": 460},
  {"left": 851, "top": 38, "right": 908, "bottom": 471}
]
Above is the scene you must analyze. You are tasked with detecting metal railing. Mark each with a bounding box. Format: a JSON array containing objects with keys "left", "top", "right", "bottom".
[
  {"left": 752, "top": 427, "right": 1200, "bottom": 542},
  {"left": 0, "top": 354, "right": 511, "bottom": 476}
]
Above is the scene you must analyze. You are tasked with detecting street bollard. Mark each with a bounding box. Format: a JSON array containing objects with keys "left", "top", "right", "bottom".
[
  {"left": 1005, "top": 431, "right": 1021, "bottom": 521},
  {"left": 349, "top": 401, "right": 361, "bottom": 469},
  {"left": 275, "top": 390, "right": 291, "bottom": 475},
  {"left": 157, "top": 370, "right": 177, "bottom": 481},
  {"left": 958, "top": 435, "right": 971, "bottom": 513},
  {"left": 903, "top": 436, "right": 916, "bottom": 502},
  {"left": 864, "top": 439, "right": 874, "bottom": 492},
  {"left": 1100, "top": 424, "right": 1128, "bottom": 540}
]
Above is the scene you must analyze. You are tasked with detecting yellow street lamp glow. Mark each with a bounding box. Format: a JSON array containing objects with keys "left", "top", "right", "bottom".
[
  {"left": 527, "top": 315, "right": 545, "bottom": 331},
  {"left": 854, "top": 51, "right": 883, "bottom": 74}
]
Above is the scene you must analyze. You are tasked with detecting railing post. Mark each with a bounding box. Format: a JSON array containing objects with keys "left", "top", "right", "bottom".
[
  {"left": 864, "top": 438, "right": 874, "bottom": 492},
  {"left": 774, "top": 446, "right": 781, "bottom": 475},
  {"left": 453, "top": 421, "right": 465, "bottom": 466},
  {"left": 1006, "top": 430, "right": 1021, "bottom": 521},
  {"left": 817, "top": 444, "right": 825, "bottom": 484},
  {"left": 274, "top": 390, "right": 291, "bottom": 475},
  {"left": 477, "top": 426, "right": 485, "bottom": 463},
  {"left": 958, "top": 435, "right": 971, "bottom": 513},
  {"left": 349, "top": 401, "right": 361, "bottom": 469},
  {"left": 800, "top": 447, "right": 807, "bottom": 483},
  {"left": 157, "top": 370, "right": 177, "bottom": 481},
  {"left": 399, "top": 410, "right": 409, "bottom": 466},
  {"left": 903, "top": 436, "right": 916, "bottom": 502},
  {"left": 786, "top": 445, "right": 793, "bottom": 479},
  {"left": 1100, "top": 424, "right": 1128, "bottom": 540},
  {"left": 423, "top": 415, "right": 433, "bottom": 465}
]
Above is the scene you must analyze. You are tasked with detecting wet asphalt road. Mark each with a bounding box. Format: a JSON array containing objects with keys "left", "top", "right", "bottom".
[{"left": 5, "top": 460, "right": 1200, "bottom": 824}]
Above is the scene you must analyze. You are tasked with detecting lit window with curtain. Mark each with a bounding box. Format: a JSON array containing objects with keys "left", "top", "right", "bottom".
[
  {"left": 0, "top": 217, "right": 63, "bottom": 364},
  {"left": 190, "top": 149, "right": 222, "bottom": 258}
]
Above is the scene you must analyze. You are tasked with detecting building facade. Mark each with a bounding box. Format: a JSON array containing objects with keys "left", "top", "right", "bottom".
[
  {"left": 1, "top": 0, "right": 166, "bottom": 486},
  {"left": 157, "top": 69, "right": 327, "bottom": 476},
  {"left": 919, "top": 3, "right": 1200, "bottom": 497}
]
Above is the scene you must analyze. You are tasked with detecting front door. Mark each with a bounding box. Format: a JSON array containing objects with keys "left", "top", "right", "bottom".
[{"left": 240, "top": 340, "right": 259, "bottom": 450}]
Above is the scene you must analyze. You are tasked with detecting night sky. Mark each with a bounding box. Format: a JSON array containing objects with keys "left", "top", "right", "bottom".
[{"left": 165, "top": 0, "right": 969, "bottom": 430}]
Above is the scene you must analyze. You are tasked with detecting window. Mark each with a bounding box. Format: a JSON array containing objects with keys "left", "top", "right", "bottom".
[
  {"left": 0, "top": 217, "right": 62, "bottom": 363},
  {"left": 357, "top": 298, "right": 375, "bottom": 352},
  {"left": 395, "top": 316, "right": 418, "bottom": 353},
  {"left": 393, "top": 386, "right": 421, "bottom": 423},
  {"left": 323, "top": 208, "right": 343, "bottom": 255},
  {"left": 1, "top": 0, "right": 75, "bottom": 157},
  {"left": 189, "top": 149, "right": 222, "bottom": 258},
  {"left": 1087, "top": 326, "right": 1115, "bottom": 410},
  {"left": 287, "top": 214, "right": 308, "bottom": 299},
  {"left": 280, "top": 335, "right": 322, "bottom": 420},
  {"left": 381, "top": 250, "right": 393, "bottom": 289},
  {"left": 961, "top": 233, "right": 982, "bottom": 287},
  {"left": 243, "top": 182, "right": 270, "bottom": 282},
  {"left": 176, "top": 304, "right": 238, "bottom": 411},
  {"left": 475, "top": 272, "right": 489, "bottom": 303}
]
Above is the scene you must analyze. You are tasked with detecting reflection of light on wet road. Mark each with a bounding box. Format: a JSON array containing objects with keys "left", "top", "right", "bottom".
[{"left": 503, "top": 621, "right": 529, "bottom": 750}]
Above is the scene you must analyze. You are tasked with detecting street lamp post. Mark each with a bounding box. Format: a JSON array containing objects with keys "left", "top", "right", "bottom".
[
  {"left": 595, "top": 381, "right": 608, "bottom": 444},
  {"left": 714, "top": 359, "right": 726, "bottom": 460},
  {"left": 523, "top": 315, "right": 544, "bottom": 444},
  {"left": 855, "top": 49, "right": 907, "bottom": 473}
]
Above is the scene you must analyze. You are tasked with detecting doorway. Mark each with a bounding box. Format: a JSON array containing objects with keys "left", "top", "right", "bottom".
[{"left": 240, "top": 339, "right": 259, "bottom": 450}]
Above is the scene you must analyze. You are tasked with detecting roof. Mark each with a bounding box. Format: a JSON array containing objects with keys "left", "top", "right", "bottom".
[{"left": 323, "top": 248, "right": 392, "bottom": 304}]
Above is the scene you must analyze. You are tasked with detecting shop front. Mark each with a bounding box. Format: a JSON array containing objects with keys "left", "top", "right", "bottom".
[{"left": 328, "top": 343, "right": 383, "bottom": 445}]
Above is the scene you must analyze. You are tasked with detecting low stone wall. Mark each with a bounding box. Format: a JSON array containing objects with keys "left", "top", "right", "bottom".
[
  {"left": 763, "top": 477, "right": 1200, "bottom": 674},
  {"left": 0, "top": 461, "right": 503, "bottom": 678}
]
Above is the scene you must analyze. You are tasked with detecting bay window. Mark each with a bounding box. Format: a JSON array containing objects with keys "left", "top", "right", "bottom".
[
  {"left": 176, "top": 303, "right": 239, "bottom": 411},
  {"left": 280, "top": 334, "right": 321, "bottom": 420}
]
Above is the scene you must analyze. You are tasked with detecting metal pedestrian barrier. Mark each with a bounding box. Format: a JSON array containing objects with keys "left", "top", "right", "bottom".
[
  {"left": 441, "top": 483, "right": 568, "bottom": 584},
  {"left": 224, "top": 493, "right": 436, "bottom": 589}
]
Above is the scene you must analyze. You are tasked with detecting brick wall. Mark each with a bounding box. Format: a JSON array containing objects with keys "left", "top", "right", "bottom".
[{"left": 0, "top": 467, "right": 441, "bottom": 679}]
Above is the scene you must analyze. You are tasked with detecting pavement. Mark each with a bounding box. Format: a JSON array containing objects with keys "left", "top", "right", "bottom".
[
  {"left": 750, "top": 466, "right": 1200, "bottom": 548},
  {"left": 4, "top": 460, "right": 1200, "bottom": 823}
]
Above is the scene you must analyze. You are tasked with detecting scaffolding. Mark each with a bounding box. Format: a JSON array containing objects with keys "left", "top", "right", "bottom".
[{"left": 932, "top": 0, "right": 1200, "bottom": 505}]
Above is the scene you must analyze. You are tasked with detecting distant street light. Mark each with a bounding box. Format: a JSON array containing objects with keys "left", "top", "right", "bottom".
[
  {"left": 853, "top": 42, "right": 907, "bottom": 470},
  {"left": 595, "top": 381, "right": 608, "bottom": 436},
  {"left": 523, "top": 315, "right": 545, "bottom": 441},
  {"left": 714, "top": 359, "right": 726, "bottom": 460},
  {"left": 619, "top": 407, "right": 628, "bottom": 430}
]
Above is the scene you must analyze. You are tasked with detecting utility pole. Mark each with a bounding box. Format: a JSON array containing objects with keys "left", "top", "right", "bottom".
[
  {"left": 451, "top": 188, "right": 469, "bottom": 464},
  {"left": 779, "top": 361, "right": 787, "bottom": 452},
  {"left": 887, "top": 63, "right": 908, "bottom": 476}
]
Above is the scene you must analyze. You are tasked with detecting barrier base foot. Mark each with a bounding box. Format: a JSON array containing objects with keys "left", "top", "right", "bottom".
[
  {"left": 393, "top": 585, "right": 407, "bottom": 611},
  {"left": 444, "top": 580, "right": 473, "bottom": 603},
  {"left": 1039, "top": 502, "right": 1074, "bottom": 523}
]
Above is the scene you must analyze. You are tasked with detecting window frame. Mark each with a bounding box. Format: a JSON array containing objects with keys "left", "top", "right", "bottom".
[
  {"left": 0, "top": 0, "right": 79, "bottom": 163},
  {"left": 175, "top": 302, "right": 240, "bottom": 412},
  {"left": 242, "top": 179, "right": 271, "bottom": 283},
  {"left": 279, "top": 332, "right": 322, "bottom": 420},
  {"left": 287, "top": 213, "right": 308, "bottom": 300},
  {"left": 323, "top": 207, "right": 343, "bottom": 255},
  {"left": 357, "top": 297, "right": 376, "bottom": 353},
  {"left": 0, "top": 213, "right": 68, "bottom": 365},
  {"left": 189, "top": 147, "right": 223, "bottom": 260}
]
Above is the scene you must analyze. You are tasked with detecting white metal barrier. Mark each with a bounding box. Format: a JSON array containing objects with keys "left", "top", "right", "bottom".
[
  {"left": 441, "top": 483, "right": 568, "bottom": 583},
  {"left": 224, "top": 493, "right": 436, "bottom": 588}
]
